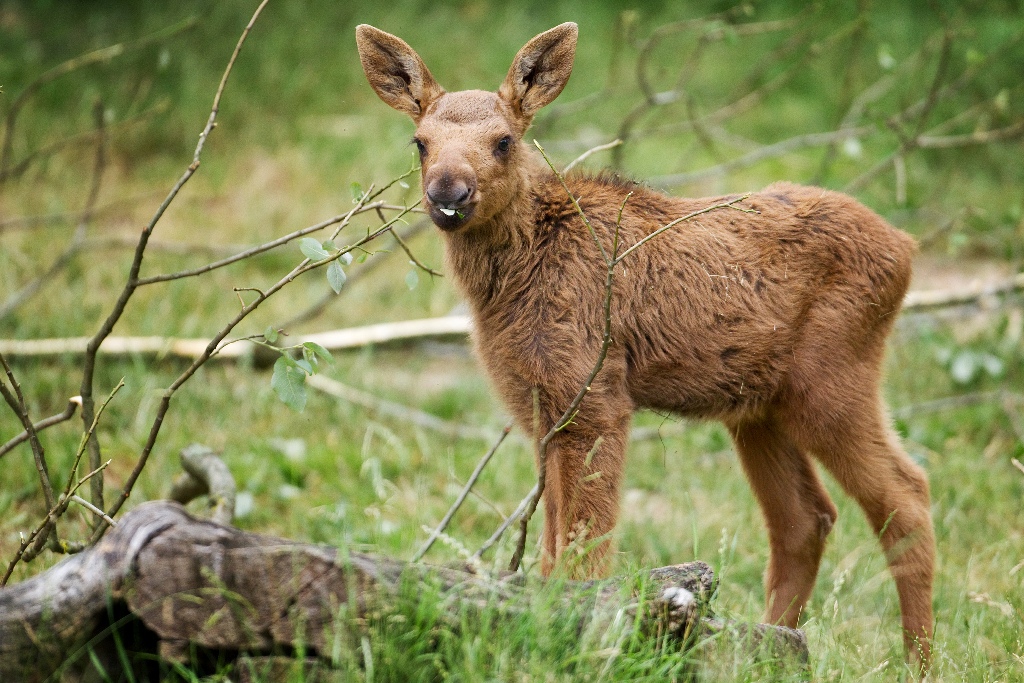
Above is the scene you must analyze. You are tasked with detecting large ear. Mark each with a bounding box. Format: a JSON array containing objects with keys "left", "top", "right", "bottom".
[
  {"left": 355, "top": 25, "right": 445, "bottom": 121},
  {"left": 499, "top": 23, "right": 578, "bottom": 120}
]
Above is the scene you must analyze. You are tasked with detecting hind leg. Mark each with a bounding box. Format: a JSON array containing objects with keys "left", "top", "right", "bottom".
[
  {"left": 782, "top": 391, "right": 935, "bottom": 667},
  {"left": 729, "top": 417, "right": 838, "bottom": 627}
]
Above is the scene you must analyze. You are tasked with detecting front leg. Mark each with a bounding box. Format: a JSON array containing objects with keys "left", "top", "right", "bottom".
[
  {"left": 526, "top": 378, "right": 632, "bottom": 578},
  {"left": 539, "top": 409, "right": 630, "bottom": 577},
  {"left": 478, "top": 322, "right": 632, "bottom": 578}
]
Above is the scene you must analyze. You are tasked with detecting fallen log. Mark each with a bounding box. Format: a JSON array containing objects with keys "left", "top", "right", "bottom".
[{"left": 0, "top": 501, "right": 807, "bottom": 681}]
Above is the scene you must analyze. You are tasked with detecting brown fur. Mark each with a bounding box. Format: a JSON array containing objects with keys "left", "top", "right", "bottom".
[{"left": 356, "top": 22, "right": 935, "bottom": 667}]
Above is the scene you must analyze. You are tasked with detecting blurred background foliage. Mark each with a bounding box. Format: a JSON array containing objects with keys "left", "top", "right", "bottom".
[{"left": 1, "top": 1, "right": 1023, "bottom": 680}]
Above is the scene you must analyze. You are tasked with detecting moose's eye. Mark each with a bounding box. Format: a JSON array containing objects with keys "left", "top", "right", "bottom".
[
  {"left": 413, "top": 138, "right": 427, "bottom": 157},
  {"left": 495, "top": 136, "right": 513, "bottom": 155}
]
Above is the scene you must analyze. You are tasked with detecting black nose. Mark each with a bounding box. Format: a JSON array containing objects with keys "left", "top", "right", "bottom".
[{"left": 426, "top": 177, "right": 473, "bottom": 207}]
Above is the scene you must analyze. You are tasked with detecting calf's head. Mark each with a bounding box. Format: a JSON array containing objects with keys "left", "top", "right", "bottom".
[{"left": 356, "top": 23, "right": 578, "bottom": 231}]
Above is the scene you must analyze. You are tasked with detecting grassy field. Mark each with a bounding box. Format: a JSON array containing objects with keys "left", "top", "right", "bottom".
[{"left": 1, "top": 1, "right": 1023, "bottom": 680}]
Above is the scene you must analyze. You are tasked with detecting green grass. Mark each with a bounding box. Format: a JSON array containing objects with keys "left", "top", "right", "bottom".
[{"left": 2, "top": 1, "right": 1023, "bottom": 680}]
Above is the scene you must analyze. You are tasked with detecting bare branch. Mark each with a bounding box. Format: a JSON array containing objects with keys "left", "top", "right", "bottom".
[
  {"left": 1, "top": 379, "right": 121, "bottom": 584},
  {"left": 0, "top": 397, "right": 81, "bottom": 460},
  {"left": 278, "top": 220, "right": 432, "bottom": 330},
  {"left": 389, "top": 222, "right": 442, "bottom": 277},
  {"left": 132, "top": 200, "right": 409, "bottom": 285},
  {"left": 0, "top": 354, "right": 56, "bottom": 511},
  {"left": 413, "top": 421, "right": 514, "bottom": 562},
  {"left": 891, "top": 390, "right": 1007, "bottom": 420},
  {"left": 69, "top": 495, "right": 117, "bottom": 528},
  {"left": 0, "top": 100, "right": 169, "bottom": 186},
  {"left": 473, "top": 483, "right": 538, "bottom": 562},
  {"left": 94, "top": 202, "right": 419, "bottom": 536},
  {"left": 0, "top": 191, "right": 165, "bottom": 234},
  {"left": 562, "top": 139, "right": 623, "bottom": 173},
  {"left": 613, "top": 196, "right": 755, "bottom": 264},
  {"left": 534, "top": 140, "right": 610, "bottom": 263},
  {"left": 77, "top": 0, "right": 270, "bottom": 520},
  {"left": 507, "top": 153, "right": 624, "bottom": 572},
  {"left": 508, "top": 256, "right": 616, "bottom": 572},
  {"left": 0, "top": 316, "right": 472, "bottom": 360},
  {"left": 3, "top": 269, "right": 1019, "bottom": 363}
]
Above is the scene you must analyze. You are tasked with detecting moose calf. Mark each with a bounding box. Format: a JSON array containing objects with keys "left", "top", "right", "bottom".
[{"left": 356, "top": 22, "right": 935, "bottom": 666}]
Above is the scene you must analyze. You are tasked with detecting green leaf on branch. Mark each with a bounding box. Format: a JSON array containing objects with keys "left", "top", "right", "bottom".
[
  {"left": 263, "top": 326, "right": 279, "bottom": 344},
  {"left": 271, "top": 356, "right": 307, "bottom": 411},
  {"left": 351, "top": 182, "right": 364, "bottom": 201},
  {"left": 327, "top": 260, "right": 347, "bottom": 294},
  {"left": 405, "top": 269, "right": 419, "bottom": 290},
  {"left": 299, "top": 237, "right": 330, "bottom": 261},
  {"left": 302, "top": 341, "right": 333, "bottom": 365},
  {"left": 340, "top": 251, "right": 353, "bottom": 265}
]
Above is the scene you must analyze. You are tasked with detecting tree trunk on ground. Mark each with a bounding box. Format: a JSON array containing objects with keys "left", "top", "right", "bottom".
[{"left": 0, "top": 501, "right": 807, "bottom": 681}]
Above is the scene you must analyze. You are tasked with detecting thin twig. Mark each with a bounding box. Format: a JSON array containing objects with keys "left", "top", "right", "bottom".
[
  {"left": 69, "top": 495, "right": 117, "bottom": 528},
  {"left": 133, "top": 200, "right": 414, "bottom": 286},
  {"left": 389, "top": 221, "right": 442, "bottom": 277},
  {"left": 636, "top": 16, "right": 857, "bottom": 147},
  {"left": 613, "top": 195, "right": 755, "bottom": 264},
  {"left": 562, "top": 139, "right": 623, "bottom": 173},
  {"left": 94, "top": 201, "right": 420, "bottom": 538},
  {"left": 413, "top": 421, "right": 514, "bottom": 562},
  {"left": 77, "top": 0, "right": 271, "bottom": 522},
  {"left": 0, "top": 459, "right": 111, "bottom": 586},
  {"left": 1, "top": 380, "right": 121, "bottom": 583},
  {"left": 278, "top": 219, "right": 432, "bottom": 329},
  {"left": 916, "top": 120, "right": 1024, "bottom": 149},
  {"left": 0, "top": 397, "right": 81, "bottom": 460},
  {"left": 507, "top": 148, "right": 624, "bottom": 572},
  {"left": 891, "top": 390, "right": 1008, "bottom": 420},
  {"left": 535, "top": 140, "right": 609, "bottom": 263},
  {"left": 843, "top": 28, "right": 1022, "bottom": 194},
  {"left": 473, "top": 482, "right": 538, "bottom": 562},
  {"left": 1002, "top": 394, "right": 1024, "bottom": 446},
  {"left": 507, "top": 258, "right": 616, "bottom": 572},
  {"left": 613, "top": 12, "right": 811, "bottom": 167},
  {"left": 0, "top": 100, "right": 169, "bottom": 186},
  {"left": 0, "top": 354, "right": 57, "bottom": 511}
]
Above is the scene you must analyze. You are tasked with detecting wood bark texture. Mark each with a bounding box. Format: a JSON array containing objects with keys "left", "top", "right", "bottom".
[{"left": 0, "top": 501, "right": 807, "bottom": 681}]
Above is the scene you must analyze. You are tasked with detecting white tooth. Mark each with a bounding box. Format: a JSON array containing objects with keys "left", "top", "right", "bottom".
[{"left": 439, "top": 208, "right": 456, "bottom": 216}]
